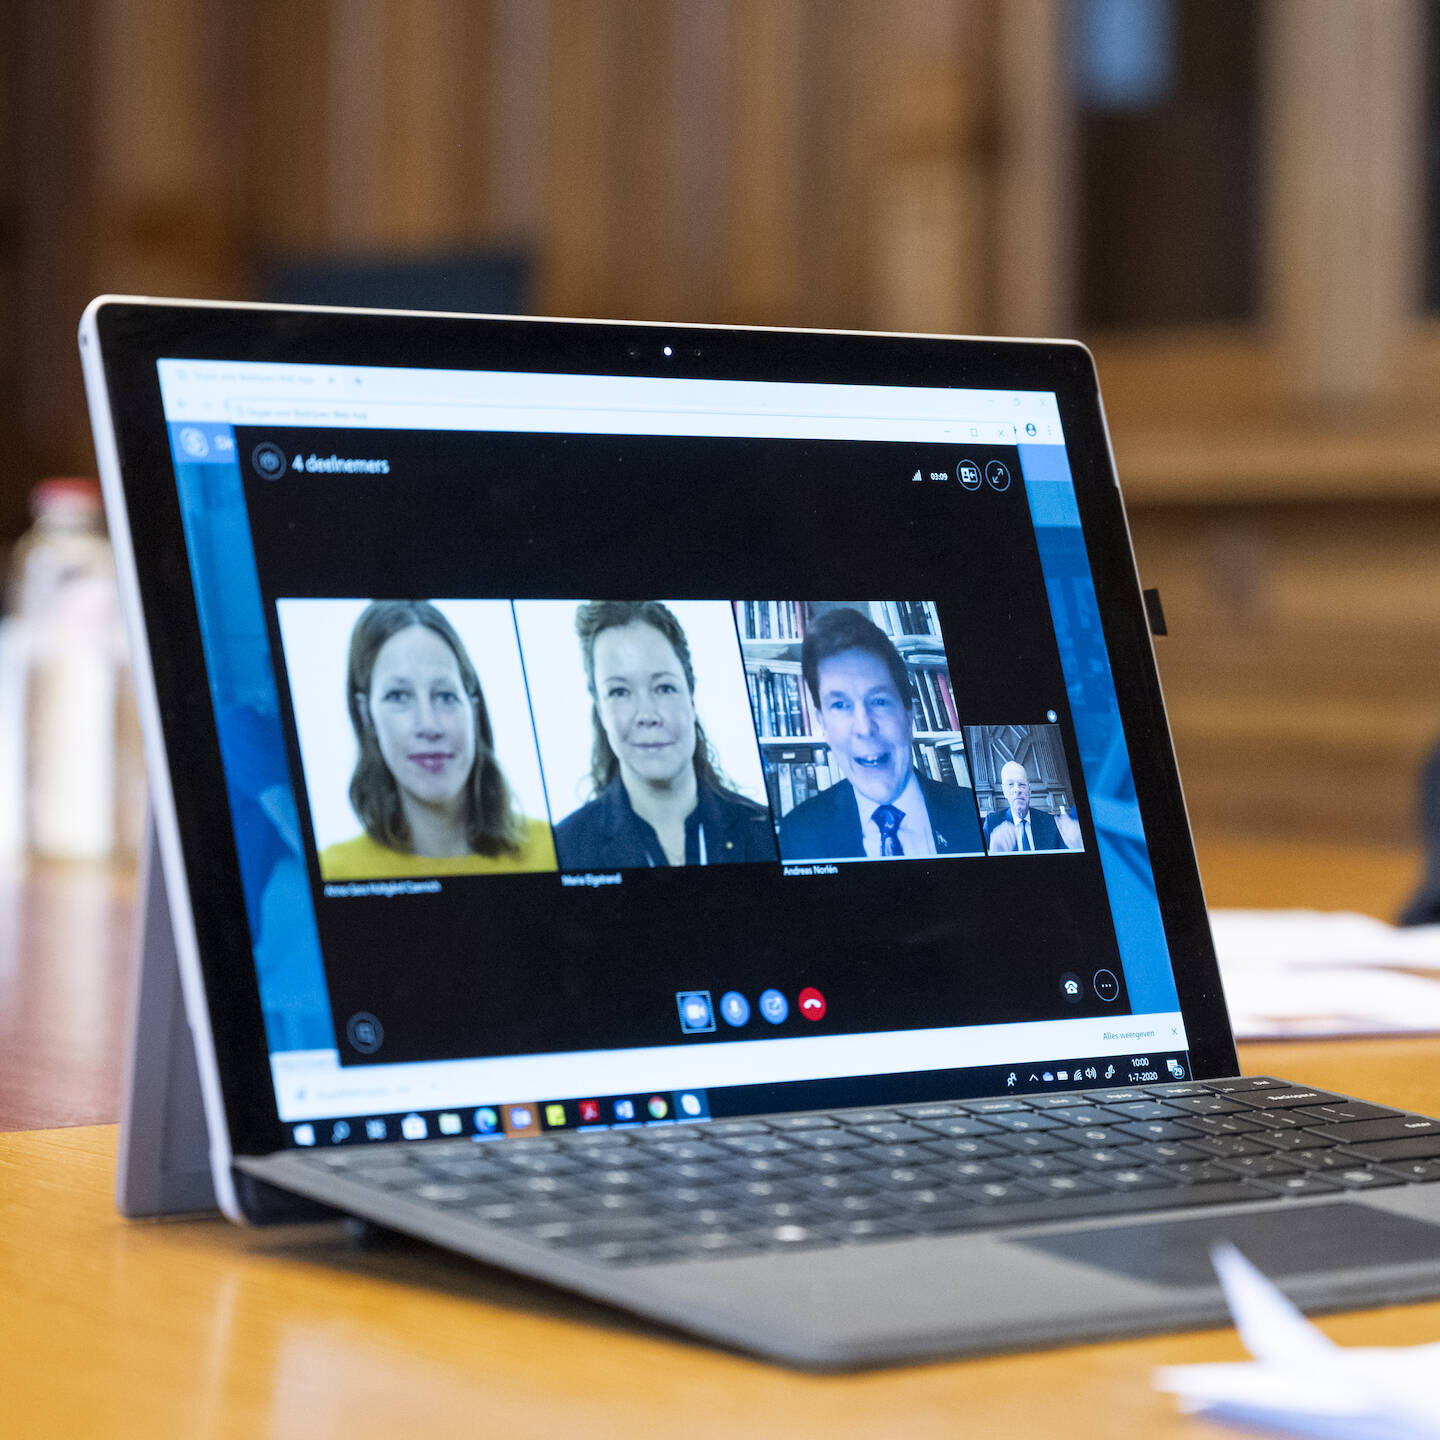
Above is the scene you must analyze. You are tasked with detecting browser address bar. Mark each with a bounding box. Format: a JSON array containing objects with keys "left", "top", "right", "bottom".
[{"left": 223, "top": 396, "right": 1033, "bottom": 445}]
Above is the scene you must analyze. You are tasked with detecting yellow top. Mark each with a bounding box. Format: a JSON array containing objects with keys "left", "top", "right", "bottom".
[{"left": 319, "top": 818, "right": 557, "bottom": 880}]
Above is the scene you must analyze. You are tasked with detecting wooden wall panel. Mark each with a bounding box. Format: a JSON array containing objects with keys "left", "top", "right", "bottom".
[
  {"left": 485, "top": 0, "right": 549, "bottom": 244},
  {"left": 1130, "top": 501, "right": 1440, "bottom": 846},
  {"left": 727, "top": 0, "right": 806, "bottom": 324},
  {"left": 4, "top": 0, "right": 1435, "bottom": 853}
]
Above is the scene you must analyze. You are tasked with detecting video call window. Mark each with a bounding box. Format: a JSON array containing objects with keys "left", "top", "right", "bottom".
[
  {"left": 276, "top": 598, "right": 556, "bottom": 882},
  {"left": 965, "top": 722, "right": 1085, "bottom": 855},
  {"left": 516, "top": 600, "right": 775, "bottom": 871},
  {"left": 740, "top": 600, "right": 985, "bottom": 863}
]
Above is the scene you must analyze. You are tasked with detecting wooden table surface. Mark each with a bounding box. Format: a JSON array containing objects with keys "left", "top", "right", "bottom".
[{"left": 2, "top": 837, "right": 1438, "bottom": 1436}]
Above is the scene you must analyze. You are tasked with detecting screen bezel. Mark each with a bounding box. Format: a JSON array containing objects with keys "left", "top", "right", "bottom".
[{"left": 88, "top": 298, "right": 1237, "bottom": 1162}]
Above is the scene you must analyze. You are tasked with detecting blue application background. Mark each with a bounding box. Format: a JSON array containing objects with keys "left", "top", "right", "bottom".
[
  {"left": 1018, "top": 442, "right": 1179, "bottom": 1014},
  {"left": 164, "top": 417, "right": 1179, "bottom": 1059},
  {"left": 168, "top": 422, "right": 334, "bottom": 1052}
]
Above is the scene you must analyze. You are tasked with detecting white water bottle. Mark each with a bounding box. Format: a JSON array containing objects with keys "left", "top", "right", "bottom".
[{"left": 8, "top": 478, "right": 132, "bottom": 860}]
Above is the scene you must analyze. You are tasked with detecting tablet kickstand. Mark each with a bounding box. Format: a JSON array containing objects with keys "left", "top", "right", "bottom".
[{"left": 115, "top": 813, "right": 217, "bottom": 1216}]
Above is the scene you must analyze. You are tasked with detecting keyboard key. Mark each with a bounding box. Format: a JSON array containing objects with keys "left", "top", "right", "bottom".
[
  {"left": 741, "top": 1223, "right": 835, "bottom": 1250},
  {"left": 1020, "top": 1174, "right": 1109, "bottom": 1199},
  {"left": 923, "top": 1137, "right": 1008, "bottom": 1160},
  {"left": 836, "top": 1110, "right": 903, "bottom": 1125},
  {"left": 1308, "top": 1116, "right": 1440, "bottom": 1146},
  {"left": 868, "top": 1165, "right": 942, "bottom": 1189},
  {"left": 1246, "top": 1173, "right": 1342, "bottom": 1197},
  {"left": 500, "top": 1153, "right": 585, "bottom": 1174},
  {"left": 514, "top": 1175, "right": 584, "bottom": 1197},
  {"left": 787, "top": 1129, "right": 869, "bottom": 1150},
  {"left": 1129, "top": 1139, "right": 1209, "bottom": 1163},
  {"left": 1067, "top": 1126, "right": 1130, "bottom": 1147},
  {"left": 1377, "top": 1159, "right": 1440, "bottom": 1182},
  {"left": 1292, "top": 1102, "right": 1401, "bottom": 1124},
  {"left": 1332, "top": 1168, "right": 1405, "bottom": 1190},
  {"left": 1167, "top": 1096, "right": 1249, "bottom": 1116},
  {"left": 791, "top": 1173, "right": 877, "bottom": 1198},
  {"left": 591, "top": 1168, "right": 647, "bottom": 1188},
  {"left": 1289, "top": 1148, "right": 1367, "bottom": 1170},
  {"left": 895, "top": 1187, "right": 976, "bottom": 1212},
  {"left": 715, "top": 1134, "right": 799, "bottom": 1156},
  {"left": 661, "top": 1160, "right": 738, "bottom": 1183},
  {"left": 851, "top": 1122, "right": 938, "bottom": 1144},
  {"left": 1107, "top": 1101, "right": 1184, "bottom": 1121},
  {"left": 1117, "top": 1120, "right": 1200, "bottom": 1142},
  {"left": 896, "top": 1103, "right": 966, "bottom": 1119},
  {"left": 1337, "top": 1135, "right": 1440, "bottom": 1163},
  {"left": 1094, "top": 1168, "right": 1171, "bottom": 1191},
  {"left": 1242, "top": 1087, "right": 1345, "bottom": 1109},
  {"left": 856, "top": 1144, "right": 932, "bottom": 1165},
  {"left": 833, "top": 1216, "right": 922, "bottom": 1241},
  {"left": 958, "top": 1181, "right": 1038, "bottom": 1205},
  {"left": 1247, "top": 1110, "right": 1306, "bottom": 1130},
  {"left": 1051, "top": 1107, "right": 1126, "bottom": 1127},
  {"left": 1254, "top": 1129, "right": 1336, "bottom": 1152},
  {"left": 809, "top": 1151, "right": 870, "bottom": 1173},
  {"left": 732, "top": 1178, "right": 796, "bottom": 1201},
  {"left": 917, "top": 1116, "right": 1001, "bottom": 1138},
  {"left": 742, "top": 1200, "right": 818, "bottom": 1224},
  {"left": 1184, "top": 1115, "right": 1264, "bottom": 1137},
  {"left": 1205, "top": 1076, "right": 1289, "bottom": 1094},
  {"left": 1156, "top": 1161, "right": 1236, "bottom": 1186},
  {"left": 986, "top": 1112, "right": 1067, "bottom": 1133},
  {"left": 767, "top": 1114, "right": 838, "bottom": 1131},
  {"left": 1212, "top": 1155, "right": 1302, "bottom": 1179},
  {"left": 732, "top": 1157, "right": 804, "bottom": 1177},
  {"left": 829, "top": 1192, "right": 893, "bottom": 1216},
  {"left": 640, "top": 1140, "right": 729, "bottom": 1162},
  {"left": 931, "top": 1159, "right": 1015, "bottom": 1184},
  {"left": 995, "top": 1153, "right": 1080, "bottom": 1179},
  {"left": 995, "top": 1132, "right": 1070, "bottom": 1155},
  {"left": 963, "top": 1099, "right": 1029, "bottom": 1115},
  {"left": 1068, "top": 1147, "right": 1138, "bottom": 1170},
  {"left": 1188, "top": 1136, "right": 1270, "bottom": 1158}
]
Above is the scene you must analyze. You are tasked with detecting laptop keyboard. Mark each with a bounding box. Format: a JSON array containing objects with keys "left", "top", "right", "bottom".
[{"left": 303, "top": 1077, "right": 1440, "bottom": 1267}]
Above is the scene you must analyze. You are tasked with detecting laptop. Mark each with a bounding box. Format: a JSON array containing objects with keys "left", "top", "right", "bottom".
[{"left": 80, "top": 297, "right": 1440, "bottom": 1368}]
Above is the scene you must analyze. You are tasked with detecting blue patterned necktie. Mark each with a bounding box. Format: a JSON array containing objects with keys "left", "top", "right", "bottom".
[{"left": 872, "top": 805, "right": 904, "bottom": 856}]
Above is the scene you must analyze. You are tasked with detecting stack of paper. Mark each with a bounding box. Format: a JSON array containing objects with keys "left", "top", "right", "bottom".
[
  {"left": 1209, "top": 910, "right": 1440, "bottom": 1039},
  {"left": 1156, "top": 1244, "right": 1440, "bottom": 1439}
]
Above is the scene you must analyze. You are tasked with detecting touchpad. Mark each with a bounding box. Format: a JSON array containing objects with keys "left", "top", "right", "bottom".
[{"left": 1018, "top": 1203, "right": 1440, "bottom": 1288}]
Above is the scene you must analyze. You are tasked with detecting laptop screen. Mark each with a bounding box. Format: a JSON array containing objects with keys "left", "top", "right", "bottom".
[{"left": 154, "top": 356, "right": 1189, "bottom": 1148}]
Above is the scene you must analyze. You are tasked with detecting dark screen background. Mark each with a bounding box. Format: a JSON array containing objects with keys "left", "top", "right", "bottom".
[{"left": 237, "top": 425, "right": 1127, "bottom": 1066}]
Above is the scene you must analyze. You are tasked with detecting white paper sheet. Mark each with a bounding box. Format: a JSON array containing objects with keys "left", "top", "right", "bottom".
[
  {"left": 1209, "top": 911, "right": 1440, "bottom": 1039},
  {"left": 1155, "top": 1244, "right": 1440, "bottom": 1439}
]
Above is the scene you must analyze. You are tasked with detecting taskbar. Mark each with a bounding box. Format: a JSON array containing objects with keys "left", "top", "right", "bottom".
[{"left": 282, "top": 1048, "right": 1194, "bottom": 1149}]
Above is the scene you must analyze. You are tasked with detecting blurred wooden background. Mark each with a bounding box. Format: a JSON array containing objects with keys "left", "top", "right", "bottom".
[{"left": 3, "top": 0, "right": 1439, "bottom": 857}]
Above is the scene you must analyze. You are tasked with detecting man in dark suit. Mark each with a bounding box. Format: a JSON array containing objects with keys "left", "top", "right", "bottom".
[
  {"left": 776, "top": 608, "right": 983, "bottom": 861},
  {"left": 983, "top": 760, "right": 1071, "bottom": 853}
]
